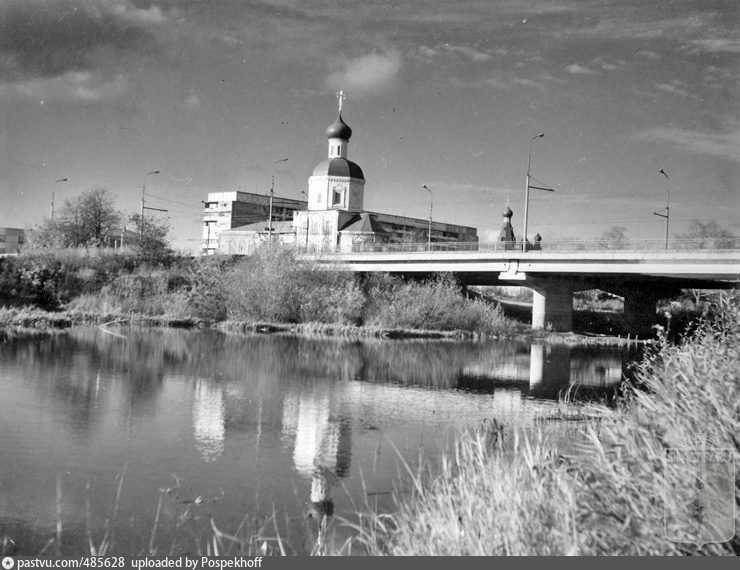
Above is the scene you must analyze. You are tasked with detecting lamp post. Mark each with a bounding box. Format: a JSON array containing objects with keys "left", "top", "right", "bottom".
[
  {"left": 653, "top": 169, "right": 670, "bottom": 249},
  {"left": 51, "top": 178, "right": 68, "bottom": 221},
  {"left": 268, "top": 158, "right": 288, "bottom": 243},
  {"left": 200, "top": 200, "right": 213, "bottom": 255},
  {"left": 522, "top": 133, "right": 553, "bottom": 252},
  {"left": 140, "top": 170, "right": 160, "bottom": 242},
  {"left": 421, "top": 185, "right": 433, "bottom": 250}
]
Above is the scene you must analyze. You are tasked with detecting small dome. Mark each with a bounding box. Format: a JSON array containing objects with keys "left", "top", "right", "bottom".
[
  {"left": 312, "top": 158, "right": 364, "bottom": 180},
  {"left": 503, "top": 206, "right": 513, "bottom": 219},
  {"left": 534, "top": 232, "right": 542, "bottom": 242},
  {"left": 326, "top": 114, "right": 352, "bottom": 140}
]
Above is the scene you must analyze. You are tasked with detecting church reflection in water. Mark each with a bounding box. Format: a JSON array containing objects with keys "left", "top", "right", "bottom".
[
  {"left": 281, "top": 387, "right": 352, "bottom": 522},
  {"left": 185, "top": 335, "right": 637, "bottom": 530},
  {"left": 192, "top": 379, "right": 226, "bottom": 462}
]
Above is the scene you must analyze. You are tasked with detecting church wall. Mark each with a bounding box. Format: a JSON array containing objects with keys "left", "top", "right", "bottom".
[
  {"left": 295, "top": 209, "right": 342, "bottom": 252},
  {"left": 346, "top": 180, "right": 365, "bottom": 212},
  {"left": 308, "top": 175, "right": 365, "bottom": 212}
]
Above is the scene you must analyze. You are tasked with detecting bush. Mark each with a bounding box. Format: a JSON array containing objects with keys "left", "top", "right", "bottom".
[
  {"left": 224, "top": 245, "right": 365, "bottom": 325},
  {"left": 363, "top": 275, "right": 508, "bottom": 332}
]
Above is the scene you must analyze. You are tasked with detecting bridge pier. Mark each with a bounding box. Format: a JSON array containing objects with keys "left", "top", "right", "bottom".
[
  {"left": 623, "top": 288, "right": 661, "bottom": 336},
  {"left": 531, "top": 283, "right": 573, "bottom": 331}
]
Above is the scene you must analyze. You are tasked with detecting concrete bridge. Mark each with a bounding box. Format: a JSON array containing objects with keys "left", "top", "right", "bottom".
[{"left": 304, "top": 238, "right": 740, "bottom": 333}]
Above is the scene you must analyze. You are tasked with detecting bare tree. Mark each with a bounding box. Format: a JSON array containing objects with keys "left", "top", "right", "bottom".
[
  {"left": 598, "top": 225, "right": 628, "bottom": 249},
  {"left": 30, "top": 187, "right": 121, "bottom": 248},
  {"left": 127, "top": 213, "right": 173, "bottom": 262}
]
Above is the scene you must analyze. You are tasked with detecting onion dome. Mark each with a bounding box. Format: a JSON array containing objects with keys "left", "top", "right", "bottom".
[
  {"left": 534, "top": 232, "right": 542, "bottom": 242},
  {"left": 326, "top": 114, "right": 352, "bottom": 140},
  {"left": 312, "top": 158, "right": 364, "bottom": 180},
  {"left": 503, "top": 206, "right": 513, "bottom": 219}
]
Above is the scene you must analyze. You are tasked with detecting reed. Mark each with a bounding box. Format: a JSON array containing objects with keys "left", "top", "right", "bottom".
[{"left": 341, "top": 293, "right": 740, "bottom": 555}]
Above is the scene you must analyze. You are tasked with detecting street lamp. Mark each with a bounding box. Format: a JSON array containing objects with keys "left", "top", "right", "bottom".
[
  {"left": 268, "top": 158, "right": 288, "bottom": 243},
  {"left": 200, "top": 200, "right": 213, "bottom": 255},
  {"left": 421, "top": 185, "right": 433, "bottom": 250},
  {"left": 140, "top": 170, "right": 160, "bottom": 242},
  {"left": 50, "top": 178, "right": 68, "bottom": 221},
  {"left": 522, "top": 133, "right": 553, "bottom": 252},
  {"left": 653, "top": 169, "right": 670, "bottom": 249}
]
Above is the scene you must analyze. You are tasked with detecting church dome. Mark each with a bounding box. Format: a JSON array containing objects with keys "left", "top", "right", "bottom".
[
  {"left": 326, "top": 114, "right": 352, "bottom": 140},
  {"left": 312, "top": 158, "right": 364, "bottom": 180},
  {"left": 503, "top": 206, "right": 513, "bottom": 219}
]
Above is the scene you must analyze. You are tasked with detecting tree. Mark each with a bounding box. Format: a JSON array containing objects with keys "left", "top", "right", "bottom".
[
  {"left": 677, "top": 220, "right": 735, "bottom": 243},
  {"left": 598, "top": 226, "right": 628, "bottom": 249},
  {"left": 29, "top": 187, "right": 120, "bottom": 248},
  {"left": 127, "top": 213, "right": 173, "bottom": 262}
]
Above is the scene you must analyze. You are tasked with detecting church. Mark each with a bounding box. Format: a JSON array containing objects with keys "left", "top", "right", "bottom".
[{"left": 216, "top": 93, "right": 478, "bottom": 255}]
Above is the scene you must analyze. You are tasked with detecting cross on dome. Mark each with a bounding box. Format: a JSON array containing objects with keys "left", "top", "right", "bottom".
[{"left": 336, "top": 89, "right": 346, "bottom": 114}]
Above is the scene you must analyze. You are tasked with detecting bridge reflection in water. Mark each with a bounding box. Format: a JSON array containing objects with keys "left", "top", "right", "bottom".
[
  {"left": 459, "top": 343, "right": 631, "bottom": 400},
  {"left": 0, "top": 328, "right": 641, "bottom": 555}
]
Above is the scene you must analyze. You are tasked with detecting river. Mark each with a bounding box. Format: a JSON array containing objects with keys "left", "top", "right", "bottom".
[{"left": 0, "top": 327, "right": 640, "bottom": 555}]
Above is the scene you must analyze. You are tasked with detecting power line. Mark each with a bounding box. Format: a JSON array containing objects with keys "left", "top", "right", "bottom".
[{"left": 146, "top": 193, "right": 203, "bottom": 210}]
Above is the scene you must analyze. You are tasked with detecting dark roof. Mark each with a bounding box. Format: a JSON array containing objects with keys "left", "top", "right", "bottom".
[
  {"left": 339, "top": 213, "right": 388, "bottom": 234},
  {"left": 325, "top": 113, "right": 352, "bottom": 140},
  {"left": 311, "top": 158, "right": 365, "bottom": 180}
]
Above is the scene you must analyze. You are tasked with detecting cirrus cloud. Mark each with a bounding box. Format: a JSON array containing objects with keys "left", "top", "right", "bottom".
[
  {"left": 635, "top": 126, "right": 740, "bottom": 162},
  {"left": 0, "top": 0, "right": 170, "bottom": 81},
  {"left": 326, "top": 50, "right": 402, "bottom": 96}
]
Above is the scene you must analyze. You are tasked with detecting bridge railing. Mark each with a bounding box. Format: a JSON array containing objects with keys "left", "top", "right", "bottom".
[{"left": 341, "top": 237, "right": 740, "bottom": 255}]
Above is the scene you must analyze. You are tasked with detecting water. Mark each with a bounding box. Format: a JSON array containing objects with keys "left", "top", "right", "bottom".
[{"left": 0, "top": 327, "right": 639, "bottom": 555}]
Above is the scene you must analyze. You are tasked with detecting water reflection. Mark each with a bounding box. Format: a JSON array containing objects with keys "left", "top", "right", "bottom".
[
  {"left": 193, "top": 380, "right": 226, "bottom": 462},
  {"left": 460, "top": 342, "right": 632, "bottom": 400},
  {"left": 0, "top": 327, "right": 640, "bottom": 555},
  {"left": 281, "top": 386, "right": 352, "bottom": 521}
]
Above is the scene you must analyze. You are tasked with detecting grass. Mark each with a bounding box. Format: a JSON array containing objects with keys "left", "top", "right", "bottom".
[
  {"left": 2, "top": 295, "right": 737, "bottom": 556},
  {"left": 339, "top": 294, "right": 740, "bottom": 556}
]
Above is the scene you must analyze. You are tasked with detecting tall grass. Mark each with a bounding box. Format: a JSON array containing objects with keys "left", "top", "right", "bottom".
[
  {"left": 347, "top": 294, "right": 740, "bottom": 555},
  {"left": 362, "top": 274, "right": 510, "bottom": 333}
]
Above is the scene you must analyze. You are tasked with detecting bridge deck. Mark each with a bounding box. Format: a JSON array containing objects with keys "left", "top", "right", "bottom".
[{"left": 304, "top": 242, "right": 740, "bottom": 286}]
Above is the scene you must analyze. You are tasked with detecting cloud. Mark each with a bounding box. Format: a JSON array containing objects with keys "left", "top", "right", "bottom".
[
  {"left": 112, "top": 3, "right": 169, "bottom": 25},
  {"left": 326, "top": 50, "right": 402, "bottom": 96},
  {"left": 635, "top": 126, "right": 740, "bottom": 162},
  {"left": 635, "top": 50, "right": 662, "bottom": 61},
  {"left": 654, "top": 81, "right": 692, "bottom": 98},
  {"left": 444, "top": 45, "right": 492, "bottom": 62},
  {"left": 565, "top": 63, "right": 597, "bottom": 75},
  {"left": 0, "top": 0, "right": 168, "bottom": 81},
  {"left": 1, "top": 71, "right": 128, "bottom": 102},
  {"left": 688, "top": 38, "right": 740, "bottom": 54},
  {"left": 180, "top": 91, "right": 202, "bottom": 110}
]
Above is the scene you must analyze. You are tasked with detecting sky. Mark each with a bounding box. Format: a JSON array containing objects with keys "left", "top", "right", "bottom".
[{"left": 0, "top": 0, "right": 738, "bottom": 252}]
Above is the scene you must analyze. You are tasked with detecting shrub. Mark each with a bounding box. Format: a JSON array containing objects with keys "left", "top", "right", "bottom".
[{"left": 364, "top": 275, "right": 508, "bottom": 332}]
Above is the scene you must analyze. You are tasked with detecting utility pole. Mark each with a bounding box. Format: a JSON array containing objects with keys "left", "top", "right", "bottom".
[
  {"left": 422, "top": 185, "right": 433, "bottom": 250},
  {"left": 140, "top": 170, "right": 160, "bottom": 243},
  {"left": 522, "top": 133, "right": 553, "bottom": 252},
  {"left": 268, "top": 158, "right": 288, "bottom": 243},
  {"left": 51, "top": 178, "right": 68, "bottom": 220},
  {"left": 653, "top": 169, "right": 670, "bottom": 250}
]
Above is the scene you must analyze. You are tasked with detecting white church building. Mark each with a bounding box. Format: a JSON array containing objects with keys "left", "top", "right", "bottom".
[{"left": 216, "top": 95, "right": 478, "bottom": 255}]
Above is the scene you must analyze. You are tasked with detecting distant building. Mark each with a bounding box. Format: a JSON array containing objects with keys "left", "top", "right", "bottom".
[
  {"left": 201, "top": 191, "right": 307, "bottom": 255},
  {"left": 217, "top": 95, "right": 477, "bottom": 255},
  {"left": 0, "top": 228, "right": 25, "bottom": 255}
]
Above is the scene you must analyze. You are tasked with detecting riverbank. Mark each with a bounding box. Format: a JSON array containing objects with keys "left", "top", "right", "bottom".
[
  {"left": 343, "top": 294, "right": 740, "bottom": 555},
  {"left": 0, "top": 305, "right": 650, "bottom": 347}
]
